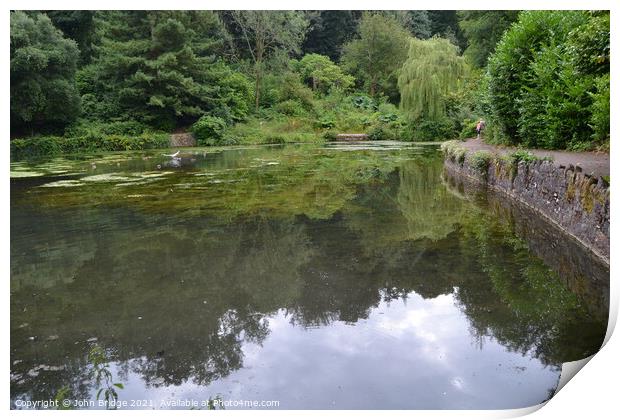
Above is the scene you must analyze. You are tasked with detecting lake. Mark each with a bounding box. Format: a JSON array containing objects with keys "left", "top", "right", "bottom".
[{"left": 10, "top": 142, "right": 608, "bottom": 409}]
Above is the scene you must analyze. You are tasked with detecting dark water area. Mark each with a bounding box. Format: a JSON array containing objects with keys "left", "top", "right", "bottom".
[{"left": 10, "top": 143, "right": 608, "bottom": 409}]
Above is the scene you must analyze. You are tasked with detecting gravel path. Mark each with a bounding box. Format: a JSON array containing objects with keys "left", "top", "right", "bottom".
[{"left": 460, "top": 137, "right": 610, "bottom": 178}]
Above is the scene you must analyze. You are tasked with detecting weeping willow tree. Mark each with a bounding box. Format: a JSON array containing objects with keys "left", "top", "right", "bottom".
[{"left": 398, "top": 37, "right": 468, "bottom": 120}]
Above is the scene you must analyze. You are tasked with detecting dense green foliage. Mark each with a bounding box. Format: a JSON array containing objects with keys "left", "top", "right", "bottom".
[
  {"left": 590, "top": 74, "right": 610, "bottom": 144},
  {"left": 191, "top": 115, "right": 228, "bottom": 145},
  {"left": 10, "top": 132, "right": 169, "bottom": 161},
  {"left": 302, "top": 11, "right": 361, "bottom": 61},
  {"left": 82, "top": 11, "right": 252, "bottom": 129},
  {"left": 45, "top": 11, "right": 97, "bottom": 64},
  {"left": 295, "top": 54, "right": 355, "bottom": 93},
  {"left": 398, "top": 37, "right": 467, "bottom": 120},
  {"left": 228, "top": 11, "right": 308, "bottom": 110},
  {"left": 484, "top": 11, "right": 610, "bottom": 150},
  {"left": 457, "top": 11, "right": 519, "bottom": 67},
  {"left": 427, "top": 11, "right": 466, "bottom": 50},
  {"left": 341, "top": 13, "right": 410, "bottom": 98},
  {"left": 10, "top": 10, "right": 610, "bottom": 157},
  {"left": 301, "top": 11, "right": 435, "bottom": 62},
  {"left": 10, "top": 12, "right": 81, "bottom": 135}
]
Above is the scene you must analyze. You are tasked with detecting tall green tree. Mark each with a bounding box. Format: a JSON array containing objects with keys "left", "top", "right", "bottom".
[
  {"left": 398, "top": 37, "right": 468, "bottom": 120},
  {"left": 427, "top": 11, "right": 466, "bottom": 51},
  {"left": 408, "top": 11, "right": 433, "bottom": 39},
  {"left": 83, "top": 11, "right": 251, "bottom": 129},
  {"left": 10, "top": 11, "right": 81, "bottom": 135},
  {"left": 45, "top": 10, "right": 97, "bottom": 64},
  {"left": 341, "top": 13, "right": 411, "bottom": 97},
  {"left": 302, "top": 11, "right": 361, "bottom": 61},
  {"left": 383, "top": 11, "right": 432, "bottom": 39},
  {"left": 296, "top": 54, "right": 354, "bottom": 93},
  {"left": 229, "top": 11, "right": 309, "bottom": 110},
  {"left": 457, "top": 11, "right": 519, "bottom": 68}
]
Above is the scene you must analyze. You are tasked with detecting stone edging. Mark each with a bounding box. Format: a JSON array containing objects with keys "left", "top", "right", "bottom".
[{"left": 441, "top": 141, "right": 610, "bottom": 264}]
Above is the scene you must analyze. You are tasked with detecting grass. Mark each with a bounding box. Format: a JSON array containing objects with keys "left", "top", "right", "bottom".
[
  {"left": 224, "top": 116, "right": 323, "bottom": 145},
  {"left": 440, "top": 140, "right": 467, "bottom": 165}
]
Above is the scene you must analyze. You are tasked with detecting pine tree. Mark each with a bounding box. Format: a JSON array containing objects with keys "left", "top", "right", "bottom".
[{"left": 84, "top": 11, "right": 252, "bottom": 129}]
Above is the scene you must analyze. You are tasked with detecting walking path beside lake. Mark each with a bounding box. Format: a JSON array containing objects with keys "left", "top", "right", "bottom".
[{"left": 460, "top": 137, "right": 610, "bottom": 178}]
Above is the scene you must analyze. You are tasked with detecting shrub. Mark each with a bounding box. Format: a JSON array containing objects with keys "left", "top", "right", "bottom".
[
  {"left": 65, "top": 120, "right": 148, "bottom": 137},
  {"left": 470, "top": 151, "right": 493, "bottom": 175},
  {"left": 287, "top": 133, "right": 317, "bottom": 143},
  {"left": 517, "top": 43, "right": 594, "bottom": 149},
  {"left": 263, "top": 134, "right": 286, "bottom": 145},
  {"left": 507, "top": 150, "right": 538, "bottom": 165},
  {"left": 218, "top": 71, "right": 254, "bottom": 123},
  {"left": 567, "top": 12, "right": 610, "bottom": 76},
  {"left": 219, "top": 135, "right": 240, "bottom": 146},
  {"left": 339, "top": 112, "right": 370, "bottom": 132},
  {"left": 399, "top": 124, "right": 416, "bottom": 142},
  {"left": 101, "top": 121, "right": 147, "bottom": 136},
  {"left": 486, "top": 11, "right": 589, "bottom": 143},
  {"left": 317, "top": 115, "right": 336, "bottom": 129},
  {"left": 502, "top": 150, "right": 541, "bottom": 179},
  {"left": 377, "top": 103, "right": 400, "bottom": 122},
  {"left": 440, "top": 140, "right": 467, "bottom": 164},
  {"left": 485, "top": 11, "right": 608, "bottom": 150},
  {"left": 368, "top": 125, "right": 385, "bottom": 140},
  {"left": 378, "top": 113, "right": 399, "bottom": 123},
  {"left": 350, "top": 95, "right": 377, "bottom": 110},
  {"left": 10, "top": 132, "right": 169, "bottom": 160},
  {"left": 590, "top": 74, "right": 610, "bottom": 144},
  {"left": 276, "top": 73, "right": 315, "bottom": 110},
  {"left": 192, "top": 115, "right": 227, "bottom": 145},
  {"left": 459, "top": 119, "right": 478, "bottom": 140},
  {"left": 411, "top": 118, "right": 456, "bottom": 141},
  {"left": 198, "top": 135, "right": 241, "bottom": 147},
  {"left": 259, "top": 74, "right": 282, "bottom": 109},
  {"left": 210, "top": 106, "right": 235, "bottom": 126},
  {"left": 11, "top": 136, "right": 63, "bottom": 159},
  {"left": 323, "top": 130, "right": 337, "bottom": 141},
  {"left": 367, "top": 120, "right": 404, "bottom": 140},
  {"left": 273, "top": 99, "right": 305, "bottom": 117}
]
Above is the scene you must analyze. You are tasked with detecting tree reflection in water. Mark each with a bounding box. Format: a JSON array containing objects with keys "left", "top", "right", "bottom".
[{"left": 10, "top": 145, "right": 607, "bottom": 407}]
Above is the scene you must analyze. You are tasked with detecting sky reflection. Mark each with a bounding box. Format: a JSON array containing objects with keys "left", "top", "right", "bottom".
[{"left": 113, "top": 292, "right": 558, "bottom": 409}]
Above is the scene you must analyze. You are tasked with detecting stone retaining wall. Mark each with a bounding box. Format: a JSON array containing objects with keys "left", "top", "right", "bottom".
[
  {"left": 443, "top": 149, "right": 610, "bottom": 263},
  {"left": 170, "top": 132, "right": 196, "bottom": 147}
]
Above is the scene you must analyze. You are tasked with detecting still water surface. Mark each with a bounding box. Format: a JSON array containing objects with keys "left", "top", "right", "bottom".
[{"left": 10, "top": 142, "right": 607, "bottom": 409}]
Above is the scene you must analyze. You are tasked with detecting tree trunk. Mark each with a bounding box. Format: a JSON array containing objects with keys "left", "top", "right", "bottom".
[
  {"left": 255, "top": 38, "right": 264, "bottom": 111},
  {"left": 255, "top": 66, "right": 261, "bottom": 111}
]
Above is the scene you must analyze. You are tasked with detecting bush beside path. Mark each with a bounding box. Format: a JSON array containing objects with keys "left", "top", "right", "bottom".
[{"left": 460, "top": 138, "right": 609, "bottom": 178}]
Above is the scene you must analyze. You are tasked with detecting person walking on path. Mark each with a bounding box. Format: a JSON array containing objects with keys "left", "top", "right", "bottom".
[{"left": 476, "top": 120, "right": 485, "bottom": 138}]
